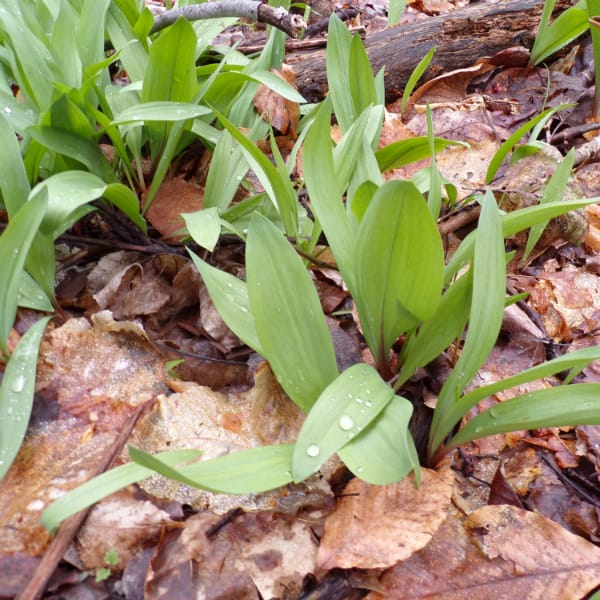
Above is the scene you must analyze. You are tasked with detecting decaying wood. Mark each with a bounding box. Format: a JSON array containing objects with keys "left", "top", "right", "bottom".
[{"left": 287, "top": 0, "right": 575, "bottom": 102}]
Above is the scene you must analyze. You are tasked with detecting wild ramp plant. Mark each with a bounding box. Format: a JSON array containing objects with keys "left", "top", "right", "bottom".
[
  {"left": 0, "top": 0, "right": 306, "bottom": 480},
  {"left": 42, "top": 16, "right": 600, "bottom": 531}
]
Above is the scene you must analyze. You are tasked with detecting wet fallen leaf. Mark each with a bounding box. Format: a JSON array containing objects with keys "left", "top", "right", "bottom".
[
  {"left": 369, "top": 503, "right": 600, "bottom": 598},
  {"left": 317, "top": 466, "right": 454, "bottom": 570}
]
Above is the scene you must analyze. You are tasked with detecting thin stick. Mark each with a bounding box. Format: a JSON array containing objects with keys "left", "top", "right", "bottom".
[
  {"left": 150, "top": 0, "right": 306, "bottom": 38},
  {"left": 16, "top": 402, "right": 152, "bottom": 600}
]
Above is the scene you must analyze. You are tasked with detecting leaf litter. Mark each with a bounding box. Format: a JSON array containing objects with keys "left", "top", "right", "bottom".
[{"left": 7, "top": 2, "right": 600, "bottom": 598}]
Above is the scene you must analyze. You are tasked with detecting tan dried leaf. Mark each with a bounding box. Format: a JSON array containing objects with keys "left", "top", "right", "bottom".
[
  {"left": 317, "top": 466, "right": 455, "bottom": 570},
  {"left": 254, "top": 65, "right": 300, "bottom": 137}
]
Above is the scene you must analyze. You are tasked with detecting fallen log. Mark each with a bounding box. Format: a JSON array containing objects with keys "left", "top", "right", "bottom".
[{"left": 286, "top": 0, "right": 576, "bottom": 102}]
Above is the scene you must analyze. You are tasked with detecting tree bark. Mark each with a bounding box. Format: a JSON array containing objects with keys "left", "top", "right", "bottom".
[{"left": 286, "top": 0, "right": 576, "bottom": 102}]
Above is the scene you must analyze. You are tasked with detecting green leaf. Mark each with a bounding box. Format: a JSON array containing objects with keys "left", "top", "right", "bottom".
[
  {"left": 0, "top": 110, "right": 30, "bottom": 217},
  {"left": 0, "top": 317, "right": 51, "bottom": 480},
  {"left": 189, "top": 251, "right": 263, "bottom": 355},
  {"left": 142, "top": 17, "right": 197, "bottom": 158},
  {"left": 521, "top": 149, "right": 575, "bottom": 264},
  {"left": 18, "top": 272, "right": 53, "bottom": 312},
  {"left": 303, "top": 100, "right": 355, "bottom": 287},
  {"left": 0, "top": 191, "right": 47, "bottom": 356},
  {"left": 349, "top": 33, "right": 377, "bottom": 118},
  {"left": 485, "top": 105, "right": 572, "bottom": 183},
  {"left": 214, "top": 111, "right": 298, "bottom": 236},
  {"left": 401, "top": 46, "right": 435, "bottom": 113},
  {"left": 429, "top": 190, "right": 505, "bottom": 457},
  {"left": 326, "top": 15, "right": 355, "bottom": 131},
  {"left": 111, "top": 101, "right": 212, "bottom": 124},
  {"left": 41, "top": 449, "right": 201, "bottom": 533},
  {"left": 103, "top": 183, "right": 146, "bottom": 232},
  {"left": 388, "top": 0, "right": 407, "bottom": 26},
  {"left": 445, "top": 197, "right": 598, "bottom": 282},
  {"left": 447, "top": 384, "right": 600, "bottom": 450},
  {"left": 396, "top": 271, "right": 472, "bottom": 389},
  {"left": 33, "top": 171, "right": 107, "bottom": 237},
  {"left": 530, "top": 2, "right": 588, "bottom": 65},
  {"left": 130, "top": 443, "right": 295, "bottom": 494},
  {"left": 182, "top": 208, "right": 221, "bottom": 251},
  {"left": 246, "top": 215, "right": 338, "bottom": 411},
  {"left": 354, "top": 180, "right": 445, "bottom": 368},
  {"left": 376, "top": 136, "right": 460, "bottom": 173},
  {"left": 27, "top": 126, "right": 117, "bottom": 183},
  {"left": 339, "top": 395, "right": 420, "bottom": 485},
  {"left": 292, "top": 363, "right": 395, "bottom": 481}
]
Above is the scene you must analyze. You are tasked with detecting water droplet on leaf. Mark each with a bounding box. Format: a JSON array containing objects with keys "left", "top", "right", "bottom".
[
  {"left": 306, "top": 444, "right": 320, "bottom": 457},
  {"left": 338, "top": 415, "right": 354, "bottom": 430},
  {"left": 11, "top": 375, "right": 26, "bottom": 393}
]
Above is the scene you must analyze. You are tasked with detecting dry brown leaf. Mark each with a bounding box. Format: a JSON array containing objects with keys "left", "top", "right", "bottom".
[
  {"left": 254, "top": 65, "right": 300, "bottom": 137},
  {"left": 146, "top": 509, "right": 320, "bottom": 599},
  {"left": 0, "top": 315, "right": 167, "bottom": 557},
  {"left": 145, "top": 176, "right": 204, "bottom": 240},
  {"left": 317, "top": 466, "right": 455, "bottom": 570},
  {"left": 369, "top": 503, "right": 600, "bottom": 599},
  {"left": 75, "top": 489, "right": 175, "bottom": 570}
]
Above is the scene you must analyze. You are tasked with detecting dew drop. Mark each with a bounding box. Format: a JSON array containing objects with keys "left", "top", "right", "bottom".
[
  {"left": 11, "top": 375, "right": 26, "bottom": 393},
  {"left": 365, "top": 400, "right": 373, "bottom": 408},
  {"left": 338, "top": 415, "right": 354, "bottom": 430},
  {"left": 227, "top": 282, "right": 233, "bottom": 288},
  {"left": 355, "top": 397, "right": 363, "bottom": 405},
  {"left": 239, "top": 306, "right": 249, "bottom": 313},
  {"left": 3, "top": 106, "right": 12, "bottom": 115},
  {"left": 357, "top": 466, "right": 364, "bottom": 474},
  {"left": 306, "top": 444, "right": 320, "bottom": 457}
]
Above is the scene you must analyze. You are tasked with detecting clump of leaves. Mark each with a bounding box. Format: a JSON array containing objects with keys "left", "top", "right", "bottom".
[{"left": 41, "top": 15, "right": 600, "bottom": 534}]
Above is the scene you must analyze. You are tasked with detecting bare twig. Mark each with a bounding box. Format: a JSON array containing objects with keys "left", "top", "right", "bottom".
[
  {"left": 16, "top": 403, "right": 153, "bottom": 600},
  {"left": 150, "top": 0, "right": 306, "bottom": 38}
]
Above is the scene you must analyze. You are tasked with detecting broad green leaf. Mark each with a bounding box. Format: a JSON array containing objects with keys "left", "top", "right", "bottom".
[
  {"left": 303, "top": 100, "right": 355, "bottom": 288},
  {"left": 106, "top": 2, "right": 148, "bottom": 83},
  {"left": 522, "top": 149, "right": 575, "bottom": 264},
  {"left": 530, "top": 2, "right": 588, "bottom": 65},
  {"left": 103, "top": 183, "right": 146, "bottom": 232},
  {"left": 456, "top": 343, "right": 600, "bottom": 419},
  {"left": 246, "top": 70, "right": 305, "bottom": 103},
  {"left": 339, "top": 395, "right": 420, "bottom": 485},
  {"left": 130, "top": 443, "right": 295, "bottom": 494},
  {"left": 445, "top": 197, "right": 598, "bottom": 282},
  {"left": 246, "top": 215, "right": 338, "bottom": 411},
  {"left": 485, "top": 104, "right": 572, "bottom": 183},
  {"left": 203, "top": 128, "right": 249, "bottom": 211},
  {"left": 33, "top": 171, "right": 107, "bottom": 237},
  {"left": 77, "top": 0, "right": 112, "bottom": 69},
  {"left": 0, "top": 111, "right": 30, "bottom": 217},
  {"left": 41, "top": 449, "right": 201, "bottom": 533},
  {"left": 50, "top": 2, "right": 82, "bottom": 90},
  {"left": 189, "top": 251, "right": 263, "bottom": 355},
  {"left": 0, "top": 191, "right": 47, "bottom": 356},
  {"left": 182, "top": 208, "right": 221, "bottom": 251},
  {"left": 214, "top": 111, "right": 298, "bottom": 236},
  {"left": 27, "top": 126, "right": 117, "bottom": 183},
  {"left": 349, "top": 34, "right": 377, "bottom": 118},
  {"left": 142, "top": 18, "right": 197, "bottom": 104},
  {"left": 376, "top": 136, "right": 460, "bottom": 173},
  {"left": 401, "top": 46, "right": 435, "bottom": 113},
  {"left": 18, "top": 272, "right": 53, "bottom": 312},
  {"left": 142, "top": 17, "right": 197, "bottom": 157},
  {"left": 293, "top": 363, "right": 395, "bottom": 481},
  {"left": 111, "top": 102, "right": 212, "bottom": 124},
  {"left": 0, "top": 7, "right": 57, "bottom": 110},
  {"left": 429, "top": 190, "right": 505, "bottom": 457},
  {"left": 388, "top": 0, "right": 407, "bottom": 26},
  {"left": 25, "top": 232, "right": 59, "bottom": 305},
  {"left": 354, "top": 180, "right": 444, "bottom": 367},
  {"left": 326, "top": 15, "right": 355, "bottom": 131},
  {"left": 396, "top": 271, "right": 472, "bottom": 389},
  {"left": 0, "top": 316, "right": 51, "bottom": 480},
  {"left": 447, "top": 384, "right": 600, "bottom": 451}
]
